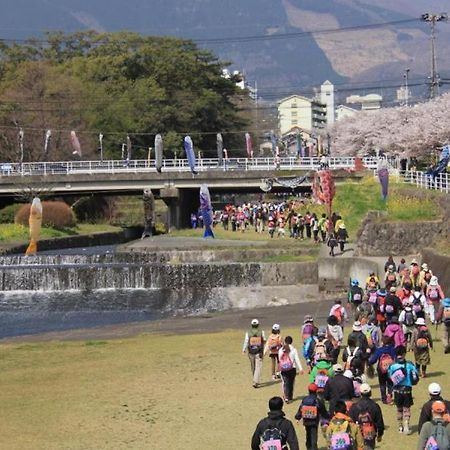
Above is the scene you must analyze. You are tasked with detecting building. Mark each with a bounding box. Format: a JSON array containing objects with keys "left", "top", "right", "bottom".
[
  {"left": 278, "top": 94, "right": 327, "bottom": 136},
  {"left": 320, "top": 80, "right": 335, "bottom": 125},
  {"left": 346, "top": 94, "right": 382, "bottom": 111},
  {"left": 335, "top": 104, "right": 359, "bottom": 121}
]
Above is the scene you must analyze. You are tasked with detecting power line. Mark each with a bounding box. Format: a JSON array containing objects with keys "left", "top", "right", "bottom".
[{"left": 0, "top": 18, "right": 420, "bottom": 46}]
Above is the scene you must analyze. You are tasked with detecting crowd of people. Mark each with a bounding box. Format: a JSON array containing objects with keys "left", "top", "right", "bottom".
[
  {"left": 191, "top": 200, "right": 350, "bottom": 253},
  {"left": 245, "top": 256, "right": 450, "bottom": 449}
]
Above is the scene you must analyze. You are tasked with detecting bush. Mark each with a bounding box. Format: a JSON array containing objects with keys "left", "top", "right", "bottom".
[
  {"left": 0, "top": 203, "right": 24, "bottom": 224},
  {"left": 15, "top": 201, "right": 76, "bottom": 229}
]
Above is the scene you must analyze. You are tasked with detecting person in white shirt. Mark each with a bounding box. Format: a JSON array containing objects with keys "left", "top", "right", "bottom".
[{"left": 278, "top": 336, "right": 304, "bottom": 403}]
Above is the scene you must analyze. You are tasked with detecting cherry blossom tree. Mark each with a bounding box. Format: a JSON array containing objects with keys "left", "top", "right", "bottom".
[{"left": 331, "top": 93, "right": 450, "bottom": 159}]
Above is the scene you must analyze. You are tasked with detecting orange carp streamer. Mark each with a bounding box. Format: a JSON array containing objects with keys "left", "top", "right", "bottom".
[{"left": 25, "top": 197, "right": 43, "bottom": 256}]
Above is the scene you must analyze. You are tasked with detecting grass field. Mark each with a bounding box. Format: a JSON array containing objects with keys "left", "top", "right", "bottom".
[
  {"left": 1, "top": 325, "right": 448, "bottom": 449},
  {"left": 0, "top": 223, "right": 122, "bottom": 243}
]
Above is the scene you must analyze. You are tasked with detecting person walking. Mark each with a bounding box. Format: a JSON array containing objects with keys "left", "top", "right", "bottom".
[
  {"left": 418, "top": 382, "right": 450, "bottom": 433},
  {"left": 388, "top": 346, "right": 420, "bottom": 435},
  {"left": 426, "top": 276, "right": 445, "bottom": 324},
  {"left": 436, "top": 297, "right": 450, "bottom": 354},
  {"left": 327, "top": 233, "right": 338, "bottom": 257},
  {"left": 324, "top": 364, "right": 355, "bottom": 416},
  {"left": 264, "top": 323, "right": 283, "bottom": 380},
  {"left": 368, "top": 336, "right": 396, "bottom": 404},
  {"left": 417, "top": 401, "right": 450, "bottom": 450},
  {"left": 348, "top": 279, "right": 364, "bottom": 320},
  {"left": 348, "top": 384, "right": 385, "bottom": 450},
  {"left": 326, "top": 400, "right": 364, "bottom": 450},
  {"left": 336, "top": 223, "right": 348, "bottom": 253},
  {"left": 411, "top": 317, "right": 433, "bottom": 378},
  {"left": 251, "top": 396, "right": 300, "bottom": 450},
  {"left": 295, "top": 383, "right": 330, "bottom": 450},
  {"left": 278, "top": 336, "right": 304, "bottom": 403},
  {"left": 242, "top": 318, "right": 265, "bottom": 388}
]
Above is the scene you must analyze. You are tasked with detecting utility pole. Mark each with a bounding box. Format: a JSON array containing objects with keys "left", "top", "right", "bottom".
[
  {"left": 404, "top": 68, "right": 410, "bottom": 106},
  {"left": 421, "top": 13, "right": 448, "bottom": 99}
]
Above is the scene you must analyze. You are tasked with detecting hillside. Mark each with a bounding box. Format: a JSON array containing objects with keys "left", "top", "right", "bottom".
[{"left": 1, "top": 0, "right": 450, "bottom": 96}]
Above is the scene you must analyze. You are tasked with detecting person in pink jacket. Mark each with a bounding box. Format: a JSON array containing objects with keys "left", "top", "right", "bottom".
[{"left": 383, "top": 316, "right": 406, "bottom": 350}]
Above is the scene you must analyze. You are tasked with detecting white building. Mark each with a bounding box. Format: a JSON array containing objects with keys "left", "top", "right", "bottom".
[
  {"left": 335, "top": 104, "right": 359, "bottom": 121},
  {"left": 320, "top": 80, "right": 335, "bottom": 125},
  {"left": 346, "top": 94, "right": 382, "bottom": 111},
  {"left": 278, "top": 94, "right": 326, "bottom": 136}
]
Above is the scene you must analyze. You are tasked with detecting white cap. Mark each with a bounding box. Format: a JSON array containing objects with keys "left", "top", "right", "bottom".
[
  {"left": 360, "top": 383, "right": 372, "bottom": 394},
  {"left": 251, "top": 318, "right": 259, "bottom": 326},
  {"left": 428, "top": 382, "right": 442, "bottom": 395},
  {"left": 272, "top": 323, "right": 280, "bottom": 331},
  {"left": 415, "top": 317, "right": 426, "bottom": 326},
  {"left": 344, "top": 370, "right": 353, "bottom": 379},
  {"left": 429, "top": 276, "right": 439, "bottom": 286},
  {"left": 333, "top": 363, "right": 344, "bottom": 373}
]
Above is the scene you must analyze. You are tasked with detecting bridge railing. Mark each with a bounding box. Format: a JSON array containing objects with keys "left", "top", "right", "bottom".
[{"left": 0, "top": 156, "right": 380, "bottom": 177}]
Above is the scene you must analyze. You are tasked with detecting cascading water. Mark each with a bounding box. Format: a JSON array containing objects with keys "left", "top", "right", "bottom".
[{"left": 0, "top": 253, "right": 262, "bottom": 338}]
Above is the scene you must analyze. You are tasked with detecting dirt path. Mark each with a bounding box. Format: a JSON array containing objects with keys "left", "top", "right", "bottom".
[{"left": 1, "top": 300, "right": 332, "bottom": 343}]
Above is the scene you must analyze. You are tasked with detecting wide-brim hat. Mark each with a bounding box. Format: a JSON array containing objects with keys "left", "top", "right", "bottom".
[
  {"left": 415, "top": 318, "right": 426, "bottom": 326},
  {"left": 352, "top": 321, "right": 362, "bottom": 332},
  {"left": 429, "top": 276, "right": 439, "bottom": 286},
  {"left": 251, "top": 318, "right": 259, "bottom": 326}
]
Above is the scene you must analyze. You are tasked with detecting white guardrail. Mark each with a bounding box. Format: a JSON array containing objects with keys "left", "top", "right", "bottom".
[
  {"left": 0, "top": 156, "right": 381, "bottom": 177},
  {"left": 402, "top": 170, "right": 449, "bottom": 194}
]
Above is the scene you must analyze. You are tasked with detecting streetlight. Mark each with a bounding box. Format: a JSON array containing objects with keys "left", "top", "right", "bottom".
[{"left": 421, "top": 12, "right": 448, "bottom": 99}]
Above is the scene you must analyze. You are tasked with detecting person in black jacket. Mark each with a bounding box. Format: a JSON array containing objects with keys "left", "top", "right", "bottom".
[
  {"left": 295, "top": 383, "right": 330, "bottom": 450},
  {"left": 384, "top": 287, "right": 403, "bottom": 322},
  {"left": 418, "top": 382, "right": 450, "bottom": 433},
  {"left": 349, "top": 383, "right": 385, "bottom": 450},
  {"left": 251, "top": 396, "right": 299, "bottom": 450},
  {"left": 323, "top": 363, "right": 355, "bottom": 416}
]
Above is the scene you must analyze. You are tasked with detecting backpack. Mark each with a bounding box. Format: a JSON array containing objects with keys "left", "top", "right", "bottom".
[
  {"left": 416, "top": 326, "right": 429, "bottom": 349},
  {"left": 302, "top": 323, "right": 314, "bottom": 341},
  {"left": 429, "top": 288, "right": 441, "bottom": 301},
  {"left": 260, "top": 420, "right": 284, "bottom": 450},
  {"left": 384, "top": 302, "right": 394, "bottom": 314},
  {"left": 314, "top": 368, "right": 330, "bottom": 390},
  {"left": 351, "top": 288, "right": 362, "bottom": 303},
  {"left": 357, "top": 411, "right": 376, "bottom": 441},
  {"left": 248, "top": 330, "right": 263, "bottom": 354},
  {"left": 300, "top": 396, "right": 319, "bottom": 420},
  {"left": 331, "top": 305, "right": 343, "bottom": 323},
  {"left": 279, "top": 350, "right": 294, "bottom": 372},
  {"left": 412, "top": 295, "right": 423, "bottom": 314},
  {"left": 425, "top": 421, "right": 450, "bottom": 450},
  {"left": 387, "top": 273, "right": 397, "bottom": 283},
  {"left": 344, "top": 346, "right": 360, "bottom": 370},
  {"left": 267, "top": 335, "right": 282, "bottom": 354},
  {"left": 378, "top": 353, "right": 394, "bottom": 374},
  {"left": 314, "top": 340, "right": 328, "bottom": 363},
  {"left": 404, "top": 310, "right": 415, "bottom": 327},
  {"left": 390, "top": 364, "right": 407, "bottom": 385},
  {"left": 368, "top": 290, "right": 378, "bottom": 305},
  {"left": 443, "top": 304, "right": 450, "bottom": 328},
  {"left": 329, "top": 421, "right": 354, "bottom": 450}
]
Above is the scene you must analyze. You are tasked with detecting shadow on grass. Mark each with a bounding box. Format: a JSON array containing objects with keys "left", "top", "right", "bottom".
[
  {"left": 259, "top": 380, "right": 280, "bottom": 388},
  {"left": 424, "top": 371, "right": 445, "bottom": 377}
]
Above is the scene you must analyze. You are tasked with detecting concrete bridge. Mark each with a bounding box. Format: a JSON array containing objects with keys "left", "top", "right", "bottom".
[{"left": 0, "top": 156, "right": 377, "bottom": 228}]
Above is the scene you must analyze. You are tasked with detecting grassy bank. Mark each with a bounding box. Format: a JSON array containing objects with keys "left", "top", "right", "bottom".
[
  {"left": 0, "top": 223, "right": 122, "bottom": 243},
  {"left": 0, "top": 326, "right": 448, "bottom": 449},
  {"left": 172, "top": 177, "right": 442, "bottom": 241}
]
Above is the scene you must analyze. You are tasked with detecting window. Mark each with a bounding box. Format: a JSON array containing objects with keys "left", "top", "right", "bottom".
[
  {"left": 291, "top": 111, "right": 297, "bottom": 117},
  {"left": 291, "top": 103, "right": 297, "bottom": 108},
  {"left": 291, "top": 119, "right": 298, "bottom": 125}
]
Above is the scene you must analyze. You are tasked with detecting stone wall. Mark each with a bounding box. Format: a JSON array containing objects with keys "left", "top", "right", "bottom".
[
  {"left": 355, "top": 193, "right": 449, "bottom": 256},
  {"left": 421, "top": 248, "right": 450, "bottom": 297}
]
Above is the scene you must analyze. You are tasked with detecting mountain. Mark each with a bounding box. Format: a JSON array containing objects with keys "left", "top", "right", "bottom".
[{"left": 1, "top": 0, "right": 450, "bottom": 100}]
